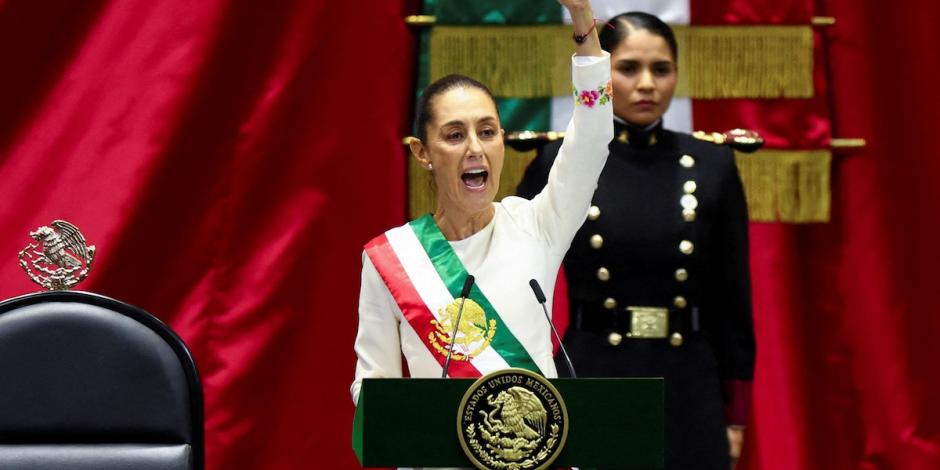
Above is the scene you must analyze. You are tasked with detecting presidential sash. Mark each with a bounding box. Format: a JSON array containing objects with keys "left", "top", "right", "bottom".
[{"left": 364, "top": 214, "right": 541, "bottom": 377}]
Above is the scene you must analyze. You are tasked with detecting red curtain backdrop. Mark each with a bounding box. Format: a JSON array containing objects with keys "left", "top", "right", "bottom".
[
  {"left": 1, "top": 1, "right": 940, "bottom": 469},
  {"left": 0, "top": 1, "right": 415, "bottom": 468},
  {"left": 734, "top": 0, "right": 940, "bottom": 469}
]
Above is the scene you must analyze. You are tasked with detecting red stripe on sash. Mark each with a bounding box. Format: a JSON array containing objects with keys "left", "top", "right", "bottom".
[{"left": 365, "top": 233, "right": 481, "bottom": 378}]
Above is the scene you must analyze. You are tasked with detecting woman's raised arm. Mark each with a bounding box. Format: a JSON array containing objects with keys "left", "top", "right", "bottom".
[{"left": 561, "top": 0, "right": 602, "bottom": 57}]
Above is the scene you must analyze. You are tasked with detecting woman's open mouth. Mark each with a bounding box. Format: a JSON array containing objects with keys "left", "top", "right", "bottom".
[{"left": 461, "top": 168, "right": 489, "bottom": 191}]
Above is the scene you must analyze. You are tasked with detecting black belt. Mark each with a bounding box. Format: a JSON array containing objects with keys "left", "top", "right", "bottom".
[{"left": 572, "top": 302, "right": 701, "bottom": 339}]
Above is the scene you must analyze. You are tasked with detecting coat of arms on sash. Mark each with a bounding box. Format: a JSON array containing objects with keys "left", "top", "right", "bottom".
[
  {"left": 18, "top": 220, "right": 95, "bottom": 290},
  {"left": 457, "top": 368, "right": 569, "bottom": 469},
  {"left": 430, "top": 297, "right": 497, "bottom": 360}
]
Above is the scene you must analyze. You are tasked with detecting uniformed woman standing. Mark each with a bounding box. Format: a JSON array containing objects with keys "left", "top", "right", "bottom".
[{"left": 517, "top": 12, "right": 755, "bottom": 470}]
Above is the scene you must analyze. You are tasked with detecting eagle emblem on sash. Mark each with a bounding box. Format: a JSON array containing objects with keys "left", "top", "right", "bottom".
[{"left": 429, "top": 297, "right": 497, "bottom": 360}]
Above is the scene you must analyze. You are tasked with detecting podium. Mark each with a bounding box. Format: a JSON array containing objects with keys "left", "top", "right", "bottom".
[{"left": 353, "top": 377, "right": 663, "bottom": 468}]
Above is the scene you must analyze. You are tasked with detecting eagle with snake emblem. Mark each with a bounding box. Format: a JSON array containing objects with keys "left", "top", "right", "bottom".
[
  {"left": 478, "top": 386, "right": 548, "bottom": 462},
  {"left": 19, "top": 220, "right": 96, "bottom": 290},
  {"left": 459, "top": 369, "right": 568, "bottom": 469}
]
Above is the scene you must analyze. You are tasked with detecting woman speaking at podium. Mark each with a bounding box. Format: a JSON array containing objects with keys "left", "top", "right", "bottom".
[{"left": 351, "top": 0, "right": 611, "bottom": 405}]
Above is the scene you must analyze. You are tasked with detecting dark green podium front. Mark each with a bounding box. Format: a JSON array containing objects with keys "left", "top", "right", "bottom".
[{"left": 353, "top": 377, "right": 663, "bottom": 468}]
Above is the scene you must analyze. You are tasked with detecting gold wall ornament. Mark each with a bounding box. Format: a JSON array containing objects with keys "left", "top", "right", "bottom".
[
  {"left": 458, "top": 368, "right": 569, "bottom": 470},
  {"left": 18, "top": 220, "right": 96, "bottom": 290}
]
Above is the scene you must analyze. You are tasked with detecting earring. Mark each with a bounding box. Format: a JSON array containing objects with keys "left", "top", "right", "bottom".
[{"left": 427, "top": 163, "right": 433, "bottom": 170}]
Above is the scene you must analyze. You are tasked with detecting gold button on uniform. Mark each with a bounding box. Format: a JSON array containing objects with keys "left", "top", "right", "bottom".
[
  {"left": 603, "top": 297, "right": 617, "bottom": 310},
  {"left": 682, "top": 209, "right": 696, "bottom": 222},
  {"left": 683, "top": 180, "right": 697, "bottom": 194},
  {"left": 680, "top": 154, "right": 695, "bottom": 168},
  {"left": 670, "top": 332, "right": 683, "bottom": 347},
  {"left": 674, "top": 296, "right": 687, "bottom": 309},
  {"left": 679, "top": 240, "right": 694, "bottom": 255},
  {"left": 587, "top": 205, "right": 601, "bottom": 221},
  {"left": 680, "top": 194, "right": 698, "bottom": 210},
  {"left": 608, "top": 332, "right": 623, "bottom": 346},
  {"left": 675, "top": 268, "right": 688, "bottom": 282},
  {"left": 597, "top": 267, "right": 611, "bottom": 281},
  {"left": 590, "top": 234, "right": 604, "bottom": 249}
]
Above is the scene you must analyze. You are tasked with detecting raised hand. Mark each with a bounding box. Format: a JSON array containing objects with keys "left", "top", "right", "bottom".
[{"left": 559, "top": 0, "right": 602, "bottom": 56}]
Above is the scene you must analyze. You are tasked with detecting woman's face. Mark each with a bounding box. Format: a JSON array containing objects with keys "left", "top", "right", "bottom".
[
  {"left": 610, "top": 28, "right": 677, "bottom": 126},
  {"left": 413, "top": 86, "right": 504, "bottom": 216}
]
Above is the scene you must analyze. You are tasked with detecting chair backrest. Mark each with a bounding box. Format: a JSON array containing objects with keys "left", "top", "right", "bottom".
[{"left": 0, "top": 291, "right": 203, "bottom": 470}]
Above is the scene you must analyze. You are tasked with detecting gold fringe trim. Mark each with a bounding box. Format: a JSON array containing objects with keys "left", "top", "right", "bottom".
[
  {"left": 408, "top": 147, "right": 538, "bottom": 220},
  {"left": 430, "top": 26, "right": 573, "bottom": 98},
  {"left": 674, "top": 25, "right": 814, "bottom": 99},
  {"left": 734, "top": 150, "right": 831, "bottom": 223},
  {"left": 429, "top": 25, "right": 813, "bottom": 99},
  {"left": 409, "top": 148, "right": 830, "bottom": 223},
  {"left": 408, "top": 156, "right": 435, "bottom": 221}
]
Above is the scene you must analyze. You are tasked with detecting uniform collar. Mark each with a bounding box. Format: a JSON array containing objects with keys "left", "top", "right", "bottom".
[{"left": 613, "top": 118, "right": 666, "bottom": 149}]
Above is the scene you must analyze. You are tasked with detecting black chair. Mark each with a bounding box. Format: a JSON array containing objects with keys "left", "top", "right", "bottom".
[{"left": 0, "top": 291, "right": 203, "bottom": 470}]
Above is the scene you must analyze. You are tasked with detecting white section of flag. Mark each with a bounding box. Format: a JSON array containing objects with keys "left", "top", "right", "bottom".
[
  {"left": 562, "top": 0, "right": 690, "bottom": 24},
  {"left": 664, "top": 97, "right": 693, "bottom": 133}
]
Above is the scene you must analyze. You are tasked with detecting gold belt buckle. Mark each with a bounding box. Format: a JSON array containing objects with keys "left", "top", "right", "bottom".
[{"left": 627, "top": 306, "right": 669, "bottom": 339}]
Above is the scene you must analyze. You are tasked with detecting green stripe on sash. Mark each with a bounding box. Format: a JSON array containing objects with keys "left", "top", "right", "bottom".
[{"left": 409, "top": 214, "right": 541, "bottom": 374}]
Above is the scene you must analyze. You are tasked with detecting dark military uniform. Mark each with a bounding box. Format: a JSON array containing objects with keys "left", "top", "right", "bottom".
[{"left": 517, "top": 120, "right": 756, "bottom": 470}]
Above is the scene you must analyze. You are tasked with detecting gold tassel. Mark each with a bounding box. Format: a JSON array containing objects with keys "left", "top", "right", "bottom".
[
  {"left": 674, "top": 25, "right": 814, "bottom": 99},
  {"left": 430, "top": 26, "right": 573, "bottom": 98},
  {"left": 429, "top": 25, "right": 813, "bottom": 99},
  {"left": 734, "top": 150, "right": 831, "bottom": 223},
  {"left": 410, "top": 147, "right": 830, "bottom": 223},
  {"left": 408, "top": 157, "right": 435, "bottom": 220},
  {"left": 496, "top": 147, "right": 539, "bottom": 201},
  {"left": 407, "top": 147, "right": 538, "bottom": 220}
]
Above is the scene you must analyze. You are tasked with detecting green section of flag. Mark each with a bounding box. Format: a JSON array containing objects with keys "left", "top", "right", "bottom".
[
  {"left": 414, "top": 27, "right": 431, "bottom": 102},
  {"left": 409, "top": 214, "right": 542, "bottom": 375},
  {"left": 415, "top": 1, "right": 557, "bottom": 134},
  {"left": 431, "top": 0, "right": 561, "bottom": 25},
  {"left": 497, "top": 97, "right": 552, "bottom": 132}
]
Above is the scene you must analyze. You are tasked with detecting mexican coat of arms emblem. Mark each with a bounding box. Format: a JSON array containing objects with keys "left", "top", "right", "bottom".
[{"left": 18, "top": 220, "right": 95, "bottom": 290}]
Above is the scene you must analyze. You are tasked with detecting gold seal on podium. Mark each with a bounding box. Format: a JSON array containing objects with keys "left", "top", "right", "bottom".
[{"left": 457, "top": 368, "right": 568, "bottom": 470}]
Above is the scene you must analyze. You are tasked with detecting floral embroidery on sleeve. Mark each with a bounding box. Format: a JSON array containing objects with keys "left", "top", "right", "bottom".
[{"left": 574, "top": 80, "right": 613, "bottom": 108}]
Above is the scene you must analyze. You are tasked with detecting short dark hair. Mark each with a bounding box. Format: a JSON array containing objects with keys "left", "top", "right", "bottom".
[
  {"left": 413, "top": 74, "right": 499, "bottom": 142},
  {"left": 600, "top": 12, "right": 678, "bottom": 61}
]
